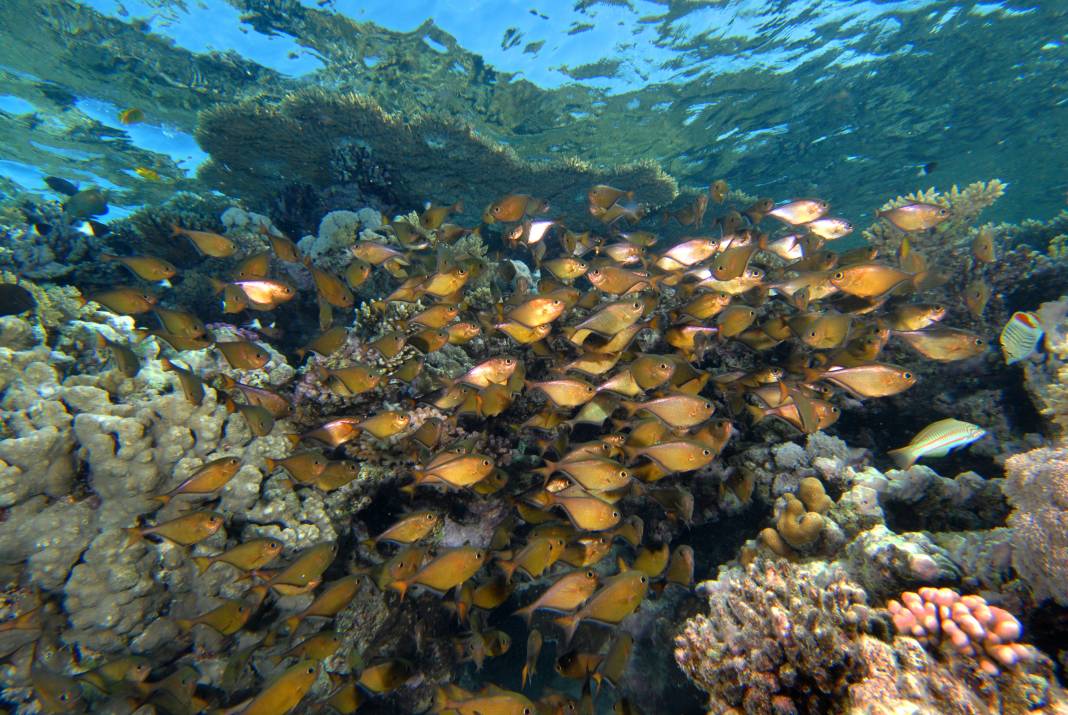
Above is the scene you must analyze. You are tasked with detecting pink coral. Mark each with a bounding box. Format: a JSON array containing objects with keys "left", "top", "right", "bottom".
[{"left": 887, "top": 587, "right": 1033, "bottom": 675}]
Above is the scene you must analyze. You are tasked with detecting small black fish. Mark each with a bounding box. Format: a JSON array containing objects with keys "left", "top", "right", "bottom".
[
  {"left": 0, "top": 284, "right": 36, "bottom": 316},
  {"left": 44, "top": 176, "right": 79, "bottom": 196}
]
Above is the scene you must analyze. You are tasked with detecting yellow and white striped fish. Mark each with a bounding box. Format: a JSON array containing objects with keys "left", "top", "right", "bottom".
[
  {"left": 1000, "top": 311, "right": 1043, "bottom": 365},
  {"left": 887, "top": 418, "right": 986, "bottom": 469}
]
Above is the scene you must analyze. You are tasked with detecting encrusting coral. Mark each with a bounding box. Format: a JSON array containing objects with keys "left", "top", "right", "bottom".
[
  {"left": 1002, "top": 445, "right": 1068, "bottom": 607},
  {"left": 674, "top": 559, "right": 880, "bottom": 715}
]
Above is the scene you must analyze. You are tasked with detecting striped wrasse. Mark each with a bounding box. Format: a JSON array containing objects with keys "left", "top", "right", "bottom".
[{"left": 887, "top": 418, "right": 986, "bottom": 469}]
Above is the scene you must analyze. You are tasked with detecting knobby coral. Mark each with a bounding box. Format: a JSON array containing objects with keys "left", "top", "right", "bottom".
[{"left": 674, "top": 559, "right": 879, "bottom": 715}]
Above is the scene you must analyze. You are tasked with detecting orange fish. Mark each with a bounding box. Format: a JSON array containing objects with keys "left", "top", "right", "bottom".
[{"left": 173, "top": 224, "right": 236, "bottom": 257}]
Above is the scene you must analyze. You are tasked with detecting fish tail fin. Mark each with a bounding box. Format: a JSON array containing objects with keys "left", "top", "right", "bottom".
[
  {"left": 616, "top": 556, "right": 630, "bottom": 572},
  {"left": 497, "top": 559, "right": 518, "bottom": 583},
  {"left": 159, "top": 358, "right": 174, "bottom": 372},
  {"left": 208, "top": 277, "right": 228, "bottom": 295},
  {"left": 554, "top": 614, "right": 581, "bottom": 647},
  {"left": 621, "top": 400, "right": 641, "bottom": 417},
  {"left": 150, "top": 493, "right": 171, "bottom": 507},
  {"left": 282, "top": 615, "right": 300, "bottom": 634},
  {"left": 171, "top": 223, "right": 183, "bottom": 237},
  {"left": 531, "top": 460, "right": 556, "bottom": 482},
  {"left": 123, "top": 518, "right": 144, "bottom": 547},
  {"left": 175, "top": 619, "right": 193, "bottom": 632},
  {"left": 285, "top": 434, "right": 301, "bottom": 449},
  {"left": 887, "top": 447, "right": 916, "bottom": 470},
  {"left": 747, "top": 404, "right": 768, "bottom": 423},
  {"left": 432, "top": 687, "right": 454, "bottom": 713},
  {"left": 191, "top": 557, "right": 212, "bottom": 575},
  {"left": 621, "top": 445, "right": 640, "bottom": 462},
  {"left": 389, "top": 580, "right": 410, "bottom": 602},
  {"left": 512, "top": 604, "right": 534, "bottom": 627},
  {"left": 264, "top": 457, "right": 279, "bottom": 472},
  {"left": 100, "top": 252, "right": 116, "bottom": 262},
  {"left": 360, "top": 537, "right": 377, "bottom": 550}
]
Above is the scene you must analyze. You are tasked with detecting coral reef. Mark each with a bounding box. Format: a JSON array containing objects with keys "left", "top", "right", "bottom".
[
  {"left": 1002, "top": 446, "right": 1068, "bottom": 607},
  {"left": 195, "top": 89, "right": 678, "bottom": 224},
  {"left": 675, "top": 559, "right": 880, "bottom": 714}
]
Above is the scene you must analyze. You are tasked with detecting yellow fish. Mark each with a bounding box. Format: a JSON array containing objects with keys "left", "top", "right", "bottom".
[
  {"left": 283, "top": 575, "right": 361, "bottom": 632},
  {"left": 513, "top": 569, "right": 599, "bottom": 625},
  {"left": 119, "top": 107, "right": 144, "bottom": 124},
  {"left": 243, "top": 660, "right": 321, "bottom": 715},
  {"left": 126, "top": 510, "right": 224, "bottom": 547},
  {"left": 172, "top": 224, "right": 236, "bottom": 258},
  {"left": 176, "top": 598, "right": 255, "bottom": 635},
  {"left": 101, "top": 253, "right": 176, "bottom": 281},
  {"left": 134, "top": 166, "right": 161, "bottom": 181},
  {"left": 216, "top": 340, "right": 271, "bottom": 370},
  {"left": 555, "top": 571, "right": 649, "bottom": 645},
  {"left": 391, "top": 546, "right": 487, "bottom": 599},
  {"left": 895, "top": 327, "right": 986, "bottom": 362},
  {"left": 877, "top": 202, "right": 950, "bottom": 231},
  {"left": 153, "top": 455, "right": 241, "bottom": 504},
  {"left": 192, "top": 538, "right": 283, "bottom": 575},
  {"left": 89, "top": 286, "right": 157, "bottom": 315},
  {"left": 160, "top": 358, "right": 205, "bottom": 405},
  {"left": 366, "top": 511, "right": 440, "bottom": 548}
]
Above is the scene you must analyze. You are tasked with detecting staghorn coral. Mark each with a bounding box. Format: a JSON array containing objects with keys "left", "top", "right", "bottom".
[
  {"left": 675, "top": 559, "right": 880, "bottom": 715},
  {"left": 1002, "top": 446, "right": 1068, "bottom": 607}
]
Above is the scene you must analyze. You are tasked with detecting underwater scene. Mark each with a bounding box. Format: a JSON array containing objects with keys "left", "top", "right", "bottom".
[{"left": 2, "top": 0, "right": 1068, "bottom": 713}]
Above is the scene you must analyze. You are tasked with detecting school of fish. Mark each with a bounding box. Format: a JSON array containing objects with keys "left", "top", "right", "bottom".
[{"left": 20, "top": 180, "right": 1004, "bottom": 714}]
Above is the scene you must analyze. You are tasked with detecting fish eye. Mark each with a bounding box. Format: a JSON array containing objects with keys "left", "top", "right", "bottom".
[
  {"left": 704, "top": 402, "right": 713, "bottom": 409},
  {"left": 903, "top": 372, "right": 913, "bottom": 379},
  {"left": 939, "top": 208, "right": 949, "bottom": 216},
  {"left": 612, "top": 511, "right": 621, "bottom": 518},
  {"left": 703, "top": 449, "right": 711, "bottom": 456},
  {"left": 307, "top": 666, "right": 316, "bottom": 674},
  {"left": 660, "top": 363, "right": 668, "bottom": 369},
  {"left": 426, "top": 513, "right": 435, "bottom": 520},
  {"left": 809, "top": 331, "right": 817, "bottom": 338},
  {"left": 632, "top": 302, "right": 642, "bottom": 309},
  {"left": 482, "top": 459, "right": 491, "bottom": 466},
  {"left": 833, "top": 271, "right": 844, "bottom": 280},
  {"left": 492, "top": 206, "right": 502, "bottom": 215},
  {"left": 975, "top": 338, "right": 984, "bottom": 345},
  {"left": 619, "top": 470, "right": 628, "bottom": 478},
  {"left": 640, "top": 576, "right": 648, "bottom": 583}
]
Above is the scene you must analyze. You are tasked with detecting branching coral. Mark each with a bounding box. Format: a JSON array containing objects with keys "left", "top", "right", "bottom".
[
  {"left": 674, "top": 559, "right": 879, "bottom": 715},
  {"left": 887, "top": 587, "right": 1032, "bottom": 675}
]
